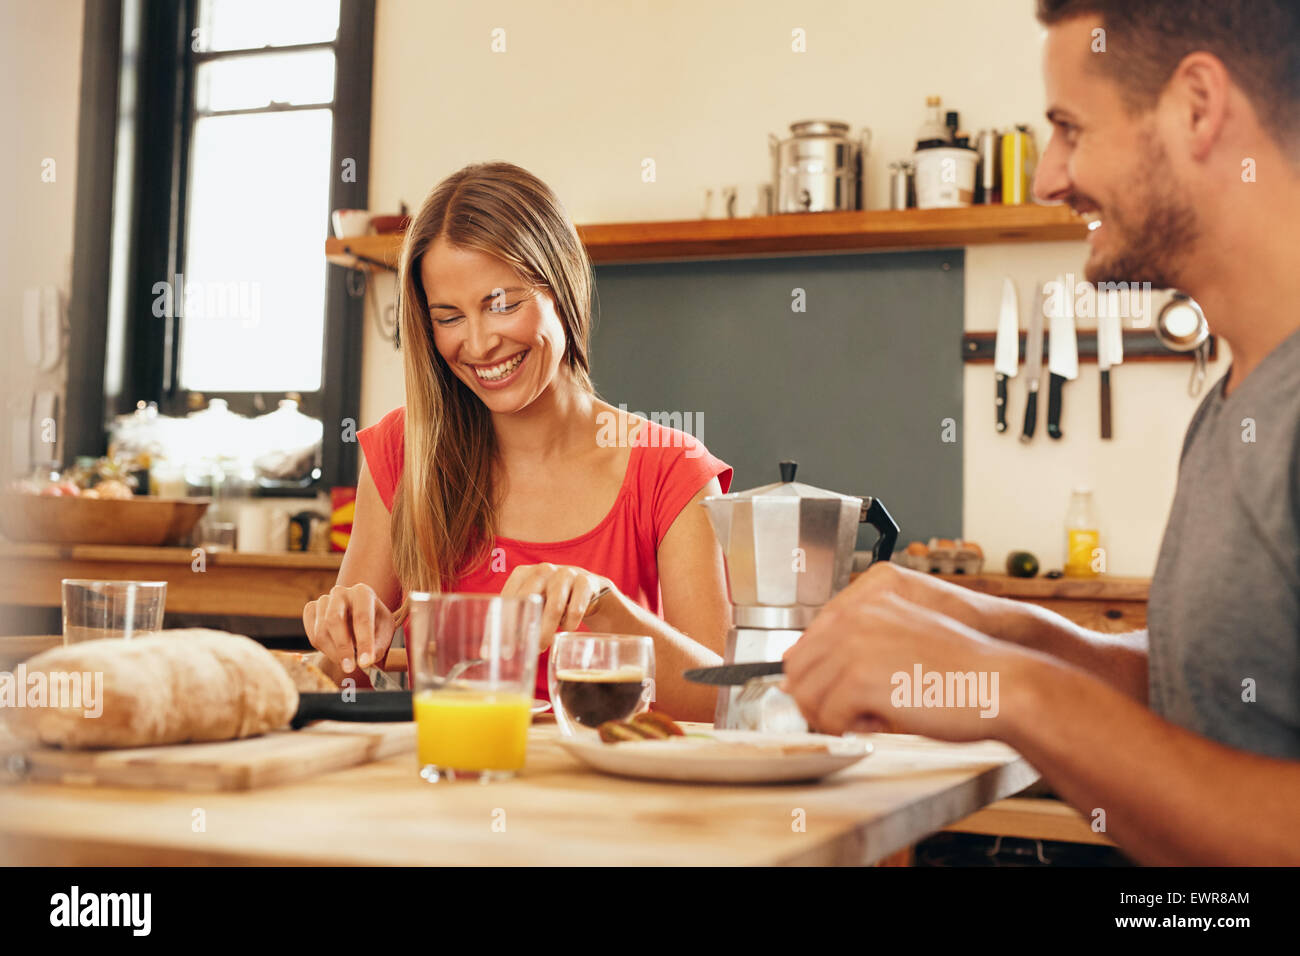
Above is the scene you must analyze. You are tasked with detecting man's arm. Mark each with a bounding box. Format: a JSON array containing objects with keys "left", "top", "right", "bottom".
[
  {"left": 785, "top": 593, "right": 1300, "bottom": 866},
  {"left": 849, "top": 563, "right": 1150, "bottom": 701},
  {"left": 992, "top": 600, "right": 1150, "bottom": 703},
  {"left": 1006, "top": 652, "right": 1300, "bottom": 865}
]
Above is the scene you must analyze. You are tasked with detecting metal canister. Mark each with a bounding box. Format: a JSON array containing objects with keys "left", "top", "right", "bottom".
[
  {"left": 1000, "top": 125, "right": 1038, "bottom": 205},
  {"left": 976, "top": 129, "right": 1000, "bottom": 204},
  {"left": 769, "top": 120, "right": 871, "bottom": 213},
  {"left": 889, "top": 161, "right": 912, "bottom": 210}
]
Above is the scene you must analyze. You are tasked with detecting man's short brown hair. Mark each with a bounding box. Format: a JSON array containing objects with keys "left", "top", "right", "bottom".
[{"left": 1037, "top": 0, "right": 1300, "bottom": 147}]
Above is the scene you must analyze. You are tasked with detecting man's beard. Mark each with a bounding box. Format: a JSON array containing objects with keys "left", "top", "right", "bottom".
[{"left": 1080, "top": 132, "right": 1200, "bottom": 290}]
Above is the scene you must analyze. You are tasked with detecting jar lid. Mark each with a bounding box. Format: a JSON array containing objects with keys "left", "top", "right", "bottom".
[{"left": 789, "top": 119, "right": 849, "bottom": 137}]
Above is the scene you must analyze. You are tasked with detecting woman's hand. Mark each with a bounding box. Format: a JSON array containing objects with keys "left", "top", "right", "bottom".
[
  {"left": 500, "top": 563, "right": 614, "bottom": 651},
  {"left": 302, "top": 583, "right": 398, "bottom": 675}
]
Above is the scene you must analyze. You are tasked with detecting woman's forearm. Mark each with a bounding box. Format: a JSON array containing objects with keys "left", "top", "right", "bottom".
[{"left": 585, "top": 591, "right": 722, "bottom": 723}]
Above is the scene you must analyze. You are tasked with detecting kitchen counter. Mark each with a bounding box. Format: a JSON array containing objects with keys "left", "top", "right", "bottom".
[
  {"left": 0, "top": 725, "right": 1036, "bottom": 866},
  {"left": 934, "top": 572, "right": 1149, "bottom": 602},
  {"left": 938, "top": 572, "right": 1149, "bottom": 636},
  {"left": 0, "top": 543, "right": 342, "bottom": 619}
]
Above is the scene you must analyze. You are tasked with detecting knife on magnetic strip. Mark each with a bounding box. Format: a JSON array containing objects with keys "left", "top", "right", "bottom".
[
  {"left": 1098, "top": 294, "right": 1124, "bottom": 439},
  {"left": 1046, "top": 277, "right": 1078, "bottom": 440},
  {"left": 1020, "top": 282, "right": 1046, "bottom": 442},
  {"left": 993, "top": 277, "right": 1020, "bottom": 433}
]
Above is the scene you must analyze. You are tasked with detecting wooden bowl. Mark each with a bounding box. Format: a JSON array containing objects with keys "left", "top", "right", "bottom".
[{"left": 0, "top": 495, "right": 211, "bottom": 547}]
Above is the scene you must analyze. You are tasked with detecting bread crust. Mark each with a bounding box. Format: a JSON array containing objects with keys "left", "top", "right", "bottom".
[
  {"left": 2, "top": 629, "right": 298, "bottom": 749},
  {"left": 269, "top": 650, "right": 339, "bottom": 693}
]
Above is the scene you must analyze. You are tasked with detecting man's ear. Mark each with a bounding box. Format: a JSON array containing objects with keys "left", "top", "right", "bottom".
[{"left": 1168, "top": 51, "right": 1232, "bottom": 162}]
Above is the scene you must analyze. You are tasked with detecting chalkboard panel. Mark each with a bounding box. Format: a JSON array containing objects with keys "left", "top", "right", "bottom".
[{"left": 589, "top": 249, "right": 964, "bottom": 549}]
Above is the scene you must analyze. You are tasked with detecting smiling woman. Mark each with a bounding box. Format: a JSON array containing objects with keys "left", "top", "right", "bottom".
[{"left": 302, "top": 163, "right": 733, "bottom": 719}]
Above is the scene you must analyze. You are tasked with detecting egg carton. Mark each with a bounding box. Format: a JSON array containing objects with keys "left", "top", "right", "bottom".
[{"left": 894, "top": 539, "right": 984, "bottom": 575}]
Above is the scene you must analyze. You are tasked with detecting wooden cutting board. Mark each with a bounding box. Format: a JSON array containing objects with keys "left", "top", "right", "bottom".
[{"left": 0, "top": 720, "right": 415, "bottom": 791}]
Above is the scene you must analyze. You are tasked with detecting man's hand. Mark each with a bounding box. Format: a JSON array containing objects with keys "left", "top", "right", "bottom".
[
  {"left": 829, "top": 560, "right": 1004, "bottom": 636},
  {"left": 783, "top": 591, "right": 1037, "bottom": 741}
]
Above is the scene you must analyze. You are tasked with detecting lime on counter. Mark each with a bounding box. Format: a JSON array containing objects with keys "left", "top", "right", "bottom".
[{"left": 1006, "top": 551, "right": 1040, "bottom": 578}]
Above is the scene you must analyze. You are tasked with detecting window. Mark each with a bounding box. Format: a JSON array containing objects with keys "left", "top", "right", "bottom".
[
  {"left": 181, "top": 0, "right": 341, "bottom": 393},
  {"left": 67, "top": 0, "right": 374, "bottom": 490}
]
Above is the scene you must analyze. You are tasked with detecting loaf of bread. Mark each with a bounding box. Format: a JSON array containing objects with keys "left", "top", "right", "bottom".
[
  {"left": 269, "top": 650, "right": 338, "bottom": 693},
  {"left": 3, "top": 629, "right": 298, "bottom": 749}
]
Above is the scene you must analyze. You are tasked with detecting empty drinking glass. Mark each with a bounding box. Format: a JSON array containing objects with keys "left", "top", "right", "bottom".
[{"left": 61, "top": 580, "right": 167, "bottom": 645}]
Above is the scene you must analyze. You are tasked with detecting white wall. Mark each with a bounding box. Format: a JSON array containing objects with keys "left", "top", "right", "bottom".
[
  {"left": 359, "top": 0, "right": 1224, "bottom": 576},
  {"left": 0, "top": 0, "right": 84, "bottom": 475},
  {"left": 964, "top": 247, "right": 1225, "bottom": 576}
]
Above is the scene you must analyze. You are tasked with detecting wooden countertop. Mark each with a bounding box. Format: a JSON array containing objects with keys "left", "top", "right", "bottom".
[
  {"left": 0, "top": 726, "right": 1036, "bottom": 866},
  {"left": 0, "top": 545, "right": 342, "bottom": 619},
  {"left": 936, "top": 573, "right": 1149, "bottom": 602},
  {"left": 0, "top": 542, "right": 342, "bottom": 570}
]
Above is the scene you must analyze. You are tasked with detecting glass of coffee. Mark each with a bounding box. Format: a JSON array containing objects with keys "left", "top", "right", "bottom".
[{"left": 549, "top": 633, "right": 655, "bottom": 736}]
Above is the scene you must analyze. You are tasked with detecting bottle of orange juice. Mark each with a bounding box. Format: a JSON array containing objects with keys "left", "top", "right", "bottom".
[{"left": 1064, "top": 486, "right": 1101, "bottom": 578}]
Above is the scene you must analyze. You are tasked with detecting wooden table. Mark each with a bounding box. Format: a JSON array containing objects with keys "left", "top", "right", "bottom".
[
  {"left": 0, "top": 727, "right": 1037, "bottom": 866},
  {"left": 0, "top": 543, "right": 342, "bottom": 620}
]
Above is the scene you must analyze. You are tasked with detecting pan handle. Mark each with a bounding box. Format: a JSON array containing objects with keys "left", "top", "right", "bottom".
[
  {"left": 859, "top": 497, "right": 899, "bottom": 564},
  {"left": 290, "top": 690, "right": 414, "bottom": 730}
]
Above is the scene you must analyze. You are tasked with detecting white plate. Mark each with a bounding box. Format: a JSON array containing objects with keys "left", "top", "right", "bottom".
[
  {"left": 531, "top": 699, "right": 552, "bottom": 715},
  {"left": 557, "top": 730, "right": 872, "bottom": 784}
]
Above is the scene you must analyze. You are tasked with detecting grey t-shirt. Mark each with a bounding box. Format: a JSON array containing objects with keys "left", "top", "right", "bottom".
[{"left": 1148, "top": 326, "right": 1300, "bottom": 759}]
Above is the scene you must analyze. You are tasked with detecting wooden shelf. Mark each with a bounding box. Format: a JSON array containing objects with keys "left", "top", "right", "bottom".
[
  {"left": 325, "top": 204, "right": 1087, "bottom": 271},
  {"left": 326, "top": 234, "right": 404, "bottom": 272}
]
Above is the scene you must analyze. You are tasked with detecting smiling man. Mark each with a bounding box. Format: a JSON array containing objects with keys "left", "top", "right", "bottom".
[{"left": 784, "top": 0, "right": 1300, "bottom": 865}]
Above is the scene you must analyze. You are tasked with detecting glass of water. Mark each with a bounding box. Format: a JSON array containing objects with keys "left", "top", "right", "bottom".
[{"left": 61, "top": 580, "right": 167, "bottom": 645}]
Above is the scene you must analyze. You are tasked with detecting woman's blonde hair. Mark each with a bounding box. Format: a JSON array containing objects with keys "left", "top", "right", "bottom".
[{"left": 390, "top": 162, "right": 594, "bottom": 593}]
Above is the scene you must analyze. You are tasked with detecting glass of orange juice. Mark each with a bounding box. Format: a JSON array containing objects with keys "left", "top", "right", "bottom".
[{"left": 406, "top": 593, "right": 543, "bottom": 783}]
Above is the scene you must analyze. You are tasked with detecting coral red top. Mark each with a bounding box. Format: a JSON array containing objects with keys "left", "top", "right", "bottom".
[{"left": 357, "top": 406, "right": 733, "bottom": 701}]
